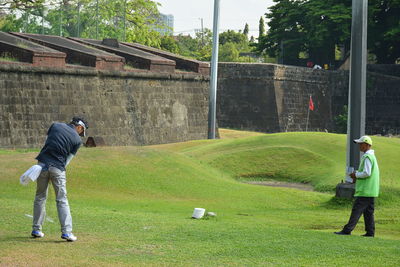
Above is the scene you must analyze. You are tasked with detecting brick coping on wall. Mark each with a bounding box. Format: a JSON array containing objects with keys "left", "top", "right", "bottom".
[{"left": 0, "top": 63, "right": 210, "bottom": 82}]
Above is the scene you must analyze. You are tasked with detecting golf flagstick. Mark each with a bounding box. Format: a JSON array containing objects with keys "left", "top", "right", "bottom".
[{"left": 306, "top": 95, "right": 313, "bottom": 131}]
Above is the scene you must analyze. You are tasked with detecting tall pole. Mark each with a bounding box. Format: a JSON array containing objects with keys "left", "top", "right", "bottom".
[
  {"left": 200, "top": 18, "right": 204, "bottom": 46},
  {"left": 77, "top": 1, "right": 80, "bottom": 37},
  {"left": 41, "top": 6, "right": 45, "bottom": 34},
  {"left": 96, "top": 0, "right": 99, "bottom": 39},
  {"left": 123, "top": 0, "right": 127, "bottom": 41},
  {"left": 208, "top": 0, "right": 220, "bottom": 139},
  {"left": 59, "top": 1, "right": 63, "bottom": 36},
  {"left": 346, "top": 0, "right": 368, "bottom": 178},
  {"left": 24, "top": 8, "right": 29, "bottom": 33},
  {"left": 306, "top": 95, "right": 311, "bottom": 132}
]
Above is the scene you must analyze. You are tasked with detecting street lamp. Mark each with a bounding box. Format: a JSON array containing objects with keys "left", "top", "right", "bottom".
[
  {"left": 345, "top": 0, "right": 368, "bottom": 181},
  {"left": 208, "top": 0, "right": 220, "bottom": 139}
]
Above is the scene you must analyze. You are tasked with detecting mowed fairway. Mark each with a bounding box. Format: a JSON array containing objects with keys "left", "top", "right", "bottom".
[{"left": 1, "top": 130, "right": 399, "bottom": 266}]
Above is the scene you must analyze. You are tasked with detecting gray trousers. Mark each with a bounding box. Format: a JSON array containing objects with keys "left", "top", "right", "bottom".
[{"left": 32, "top": 167, "right": 72, "bottom": 234}]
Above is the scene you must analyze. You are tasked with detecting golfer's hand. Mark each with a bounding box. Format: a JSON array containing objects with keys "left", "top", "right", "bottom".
[{"left": 350, "top": 172, "right": 357, "bottom": 182}]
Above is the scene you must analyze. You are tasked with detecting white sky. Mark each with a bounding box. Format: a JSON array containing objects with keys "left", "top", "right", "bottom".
[{"left": 156, "top": 0, "right": 275, "bottom": 37}]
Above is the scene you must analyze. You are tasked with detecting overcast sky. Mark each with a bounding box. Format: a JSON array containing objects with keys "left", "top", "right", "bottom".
[{"left": 156, "top": 0, "right": 275, "bottom": 37}]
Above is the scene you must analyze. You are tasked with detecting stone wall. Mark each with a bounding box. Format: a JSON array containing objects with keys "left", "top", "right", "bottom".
[
  {"left": 217, "top": 63, "right": 339, "bottom": 132},
  {"left": 367, "top": 64, "right": 400, "bottom": 78},
  {"left": 217, "top": 63, "right": 400, "bottom": 135},
  {"left": 0, "top": 64, "right": 209, "bottom": 148}
]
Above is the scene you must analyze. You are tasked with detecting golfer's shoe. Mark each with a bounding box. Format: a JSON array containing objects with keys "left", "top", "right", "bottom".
[
  {"left": 31, "top": 230, "right": 44, "bottom": 238},
  {"left": 61, "top": 233, "right": 77, "bottom": 242},
  {"left": 334, "top": 231, "right": 350, "bottom": 236},
  {"left": 361, "top": 233, "right": 374, "bottom": 237}
]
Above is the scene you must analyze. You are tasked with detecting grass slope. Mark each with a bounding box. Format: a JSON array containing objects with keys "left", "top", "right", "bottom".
[{"left": 0, "top": 130, "right": 399, "bottom": 266}]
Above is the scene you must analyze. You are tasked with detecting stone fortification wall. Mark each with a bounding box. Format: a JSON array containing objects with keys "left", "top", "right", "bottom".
[
  {"left": 218, "top": 63, "right": 400, "bottom": 135},
  {"left": 367, "top": 64, "right": 400, "bottom": 78},
  {"left": 332, "top": 71, "right": 400, "bottom": 135},
  {"left": 0, "top": 64, "right": 209, "bottom": 148},
  {"left": 217, "top": 63, "right": 339, "bottom": 132}
]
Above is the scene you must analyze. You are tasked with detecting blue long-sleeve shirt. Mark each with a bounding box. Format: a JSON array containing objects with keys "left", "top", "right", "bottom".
[{"left": 36, "top": 123, "right": 82, "bottom": 171}]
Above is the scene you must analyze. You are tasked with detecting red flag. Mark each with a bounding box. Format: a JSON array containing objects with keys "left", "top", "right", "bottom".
[{"left": 309, "top": 95, "right": 314, "bottom": 111}]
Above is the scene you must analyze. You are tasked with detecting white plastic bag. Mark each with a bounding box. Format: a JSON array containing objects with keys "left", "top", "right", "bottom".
[
  {"left": 192, "top": 208, "right": 206, "bottom": 219},
  {"left": 20, "top": 165, "right": 43, "bottom": 185}
]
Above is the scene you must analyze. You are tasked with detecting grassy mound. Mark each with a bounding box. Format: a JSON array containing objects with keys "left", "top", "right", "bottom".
[{"left": 0, "top": 130, "right": 399, "bottom": 266}]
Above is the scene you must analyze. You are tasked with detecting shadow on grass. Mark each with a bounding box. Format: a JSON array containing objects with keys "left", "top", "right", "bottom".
[
  {"left": 237, "top": 174, "right": 316, "bottom": 191},
  {"left": 0, "top": 236, "right": 67, "bottom": 244},
  {"left": 321, "top": 196, "right": 354, "bottom": 210}
]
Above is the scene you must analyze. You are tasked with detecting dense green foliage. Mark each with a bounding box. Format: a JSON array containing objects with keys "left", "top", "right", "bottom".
[
  {"left": 0, "top": 0, "right": 164, "bottom": 47},
  {"left": 368, "top": 0, "right": 400, "bottom": 63},
  {"left": 0, "top": 0, "right": 256, "bottom": 62},
  {"left": 0, "top": 0, "right": 44, "bottom": 9},
  {"left": 257, "top": 0, "right": 400, "bottom": 65},
  {"left": 258, "top": 16, "right": 266, "bottom": 39},
  {"left": 0, "top": 130, "right": 399, "bottom": 266},
  {"left": 243, "top": 22, "right": 249, "bottom": 37},
  {"left": 172, "top": 27, "right": 255, "bottom": 62},
  {"left": 333, "top": 105, "right": 348, "bottom": 134}
]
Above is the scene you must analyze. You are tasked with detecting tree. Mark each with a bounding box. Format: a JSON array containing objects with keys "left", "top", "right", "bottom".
[
  {"left": 125, "top": 0, "right": 162, "bottom": 46},
  {"left": 0, "top": 13, "right": 24, "bottom": 32},
  {"left": 219, "top": 42, "right": 239, "bottom": 62},
  {"left": 302, "top": 0, "right": 351, "bottom": 65},
  {"left": 368, "top": 0, "right": 400, "bottom": 63},
  {"left": 160, "top": 36, "right": 179, "bottom": 53},
  {"left": 174, "top": 29, "right": 212, "bottom": 61},
  {"left": 249, "top": 35, "right": 255, "bottom": 43},
  {"left": 257, "top": 0, "right": 306, "bottom": 64},
  {"left": 257, "top": 0, "right": 400, "bottom": 66},
  {"left": 175, "top": 34, "right": 198, "bottom": 58},
  {"left": 243, "top": 23, "right": 249, "bottom": 37},
  {"left": 258, "top": 16, "right": 265, "bottom": 39},
  {"left": 0, "top": 0, "right": 44, "bottom": 9},
  {"left": 218, "top": 29, "right": 254, "bottom": 62},
  {"left": 219, "top": 29, "right": 247, "bottom": 46},
  {"left": 0, "top": 0, "right": 164, "bottom": 47}
]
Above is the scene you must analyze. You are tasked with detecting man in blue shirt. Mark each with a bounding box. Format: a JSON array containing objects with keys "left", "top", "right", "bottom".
[{"left": 31, "top": 117, "right": 88, "bottom": 242}]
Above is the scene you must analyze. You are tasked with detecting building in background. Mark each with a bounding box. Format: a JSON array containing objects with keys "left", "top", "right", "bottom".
[{"left": 155, "top": 13, "right": 174, "bottom": 35}]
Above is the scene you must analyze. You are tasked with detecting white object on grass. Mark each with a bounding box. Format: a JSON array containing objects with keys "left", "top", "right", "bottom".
[
  {"left": 192, "top": 208, "right": 206, "bottom": 219},
  {"left": 206, "top": 212, "right": 217, "bottom": 217},
  {"left": 20, "top": 165, "right": 42, "bottom": 185}
]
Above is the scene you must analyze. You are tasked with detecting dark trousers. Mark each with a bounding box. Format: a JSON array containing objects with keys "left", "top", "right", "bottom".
[{"left": 343, "top": 197, "right": 375, "bottom": 235}]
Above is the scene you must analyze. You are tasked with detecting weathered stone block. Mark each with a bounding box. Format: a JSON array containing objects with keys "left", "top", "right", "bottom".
[
  {"left": 0, "top": 64, "right": 209, "bottom": 148},
  {"left": 335, "top": 182, "right": 355, "bottom": 199}
]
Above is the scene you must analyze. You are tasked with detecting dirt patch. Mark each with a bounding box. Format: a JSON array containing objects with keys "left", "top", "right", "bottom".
[{"left": 243, "top": 181, "right": 314, "bottom": 191}]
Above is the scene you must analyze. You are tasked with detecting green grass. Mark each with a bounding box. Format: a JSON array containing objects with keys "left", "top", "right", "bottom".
[
  {"left": 0, "top": 52, "right": 18, "bottom": 62},
  {"left": 0, "top": 130, "right": 399, "bottom": 266}
]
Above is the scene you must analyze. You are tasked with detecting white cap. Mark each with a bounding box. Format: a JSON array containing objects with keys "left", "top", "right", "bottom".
[
  {"left": 353, "top": 135, "right": 372, "bottom": 145},
  {"left": 77, "top": 120, "right": 87, "bottom": 137}
]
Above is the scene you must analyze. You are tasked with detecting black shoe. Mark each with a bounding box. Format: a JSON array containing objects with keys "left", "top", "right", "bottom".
[
  {"left": 334, "top": 231, "right": 350, "bottom": 235},
  {"left": 361, "top": 233, "right": 374, "bottom": 237}
]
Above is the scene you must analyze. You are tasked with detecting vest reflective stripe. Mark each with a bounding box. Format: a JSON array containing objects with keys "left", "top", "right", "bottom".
[{"left": 355, "top": 153, "right": 380, "bottom": 197}]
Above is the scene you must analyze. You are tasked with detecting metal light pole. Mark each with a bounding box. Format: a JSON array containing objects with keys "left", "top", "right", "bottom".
[
  {"left": 208, "top": 0, "right": 221, "bottom": 139},
  {"left": 59, "top": 1, "right": 63, "bottom": 37},
  {"left": 346, "top": 0, "right": 368, "bottom": 179},
  {"left": 41, "top": 7, "right": 45, "bottom": 34},
  {"left": 123, "top": 0, "right": 127, "bottom": 42},
  {"left": 77, "top": 1, "right": 81, "bottom": 37},
  {"left": 199, "top": 17, "right": 204, "bottom": 46},
  {"left": 96, "top": 0, "right": 99, "bottom": 39}
]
